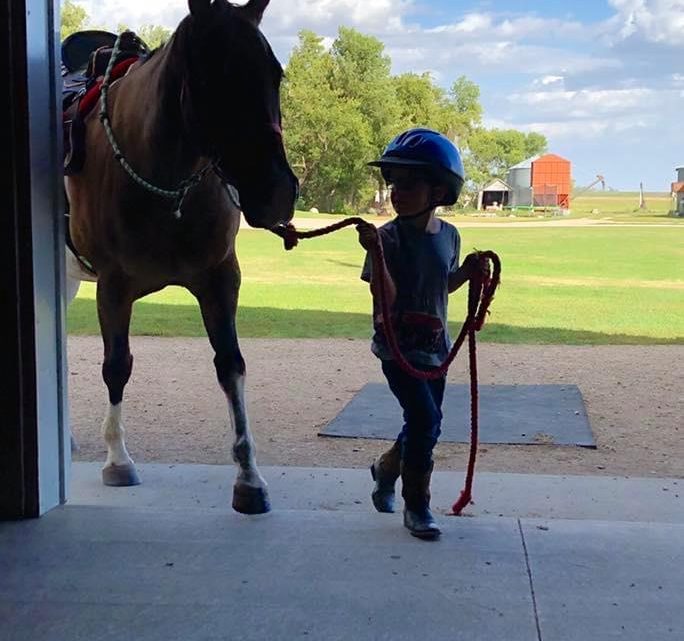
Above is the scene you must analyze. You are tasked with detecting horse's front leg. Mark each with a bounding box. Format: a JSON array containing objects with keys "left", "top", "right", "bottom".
[
  {"left": 192, "top": 259, "right": 270, "bottom": 514},
  {"left": 96, "top": 272, "right": 140, "bottom": 486}
]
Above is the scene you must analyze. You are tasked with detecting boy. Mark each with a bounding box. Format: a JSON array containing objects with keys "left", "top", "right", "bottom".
[{"left": 356, "top": 128, "right": 478, "bottom": 540}]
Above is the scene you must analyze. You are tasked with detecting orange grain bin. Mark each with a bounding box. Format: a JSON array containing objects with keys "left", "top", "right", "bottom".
[{"left": 531, "top": 153, "right": 572, "bottom": 208}]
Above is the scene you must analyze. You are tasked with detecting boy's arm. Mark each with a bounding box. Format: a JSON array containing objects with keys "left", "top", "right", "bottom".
[
  {"left": 358, "top": 222, "right": 396, "bottom": 310},
  {"left": 447, "top": 265, "right": 470, "bottom": 293},
  {"left": 448, "top": 252, "right": 489, "bottom": 293}
]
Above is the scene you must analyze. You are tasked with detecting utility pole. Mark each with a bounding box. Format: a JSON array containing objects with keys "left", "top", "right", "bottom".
[{"left": 639, "top": 182, "right": 647, "bottom": 209}]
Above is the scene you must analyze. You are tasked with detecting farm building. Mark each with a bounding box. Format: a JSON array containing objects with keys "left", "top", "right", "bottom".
[
  {"left": 477, "top": 178, "right": 512, "bottom": 210},
  {"left": 478, "top": 152, "right": 573, "bottom": 211},
  {"left": 531, "top": 153, "right": 572, "bottom": 209},
  {"left": 672, "top": 166, "right": 684, "bottom": 216},
  {"left": 506, "top": 156, "right": 538, "bottom": 207}
]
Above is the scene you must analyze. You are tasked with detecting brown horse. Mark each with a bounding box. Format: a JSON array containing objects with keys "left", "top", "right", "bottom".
[{"left": 65, "top": 0, "right": 298, "bottom": 514}]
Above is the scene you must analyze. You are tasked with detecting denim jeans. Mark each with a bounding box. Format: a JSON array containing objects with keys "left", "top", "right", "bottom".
[{"left": 381, "top": 360, "right": 446, "bottom": 473}]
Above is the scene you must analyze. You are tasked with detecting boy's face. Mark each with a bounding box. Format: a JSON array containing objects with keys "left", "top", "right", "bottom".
[{"left": 385, "top": 168, "right": 444, "bottom": 217}]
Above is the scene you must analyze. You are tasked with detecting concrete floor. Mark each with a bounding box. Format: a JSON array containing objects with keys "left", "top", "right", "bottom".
[{"left": 1, "top": 463, "right": 683, "bottom": 641}]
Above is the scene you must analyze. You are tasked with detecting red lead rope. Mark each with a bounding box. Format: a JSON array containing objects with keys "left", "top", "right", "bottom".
[{"left": 271, "top": 219, "right": 501, "bottom": 515}]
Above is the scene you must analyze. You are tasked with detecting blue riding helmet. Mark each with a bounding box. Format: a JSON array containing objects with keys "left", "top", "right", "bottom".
[{"left": 368, "top": 128, "right": 465, "bottom": 206}]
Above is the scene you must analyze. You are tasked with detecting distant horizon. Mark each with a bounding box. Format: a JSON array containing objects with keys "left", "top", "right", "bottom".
[{"left": 74, "top": 0, "right": 684, "bottom": 191}]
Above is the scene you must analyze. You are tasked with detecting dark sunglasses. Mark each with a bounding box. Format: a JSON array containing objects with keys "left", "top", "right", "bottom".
[{"left": 386, "top": 174, "right": 430, "bottom": 191}]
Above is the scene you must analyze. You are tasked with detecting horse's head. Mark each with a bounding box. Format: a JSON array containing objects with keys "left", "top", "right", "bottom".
[{"left": 181, "top": 0, "right": 297, "bottom": 228}]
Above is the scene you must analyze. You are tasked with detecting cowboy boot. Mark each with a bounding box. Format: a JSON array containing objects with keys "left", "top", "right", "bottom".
[
  {"left": 369, "top": 441, "right": 402, "bottom": 513},
  {"left": 401, "top": 462, "right": 441, "bottom": 540}
]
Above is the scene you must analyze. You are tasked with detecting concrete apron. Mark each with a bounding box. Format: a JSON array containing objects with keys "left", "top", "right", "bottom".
[{"left": 0, "top": 463, "right": 682, "bottom": 641}]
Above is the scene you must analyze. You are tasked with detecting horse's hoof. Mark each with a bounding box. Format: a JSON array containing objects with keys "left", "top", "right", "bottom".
[
  {"left": 102, "top": 463, "right": 141, "bottom": 487},
  {"left": 232, "top": 484, "right": 271, "bottom": 514}
]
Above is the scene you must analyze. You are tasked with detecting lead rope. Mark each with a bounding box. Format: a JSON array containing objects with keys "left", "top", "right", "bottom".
[{"left": 271, "top": 219, "right": 501, "bottom": 515}]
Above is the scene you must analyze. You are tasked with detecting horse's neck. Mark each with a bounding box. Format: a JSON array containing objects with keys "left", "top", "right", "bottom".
[{"left": 109, "top": 44, "right": 203, "bottom": 183}]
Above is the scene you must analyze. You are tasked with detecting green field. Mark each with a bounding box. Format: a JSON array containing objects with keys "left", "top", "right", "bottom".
[
  {"left": 297, "top": 192, "right": 679, "bottom": 224},
  {"left": 68, "top": 225, "right": 684, "bottom": 345}
]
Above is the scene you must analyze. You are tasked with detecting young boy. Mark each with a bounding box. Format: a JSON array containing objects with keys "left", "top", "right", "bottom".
[{"left": 356, "top": 128, "right": 478, "bottom": 540}]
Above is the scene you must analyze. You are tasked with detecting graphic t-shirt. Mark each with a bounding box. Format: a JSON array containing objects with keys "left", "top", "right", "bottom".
[{"left": 361, "top": 218, "right": 461, "bottom": 366}]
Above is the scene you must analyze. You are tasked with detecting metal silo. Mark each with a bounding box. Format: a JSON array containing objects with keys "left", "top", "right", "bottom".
[
  {"left": 674, "top": 166, "right": 684, "bottom": 216},
  {"left": 506, "top": 156, "right": 538, "bottom": 207}
]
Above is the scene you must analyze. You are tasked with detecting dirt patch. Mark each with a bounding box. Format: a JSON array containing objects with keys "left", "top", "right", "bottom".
[{"left": 69, "top": 337, "right": 684, "bottom": 479}]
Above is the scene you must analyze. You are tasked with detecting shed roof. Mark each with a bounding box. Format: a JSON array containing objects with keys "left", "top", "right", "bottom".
[{"left": 483, "top": 178, "right": 512, "bottom": 192}]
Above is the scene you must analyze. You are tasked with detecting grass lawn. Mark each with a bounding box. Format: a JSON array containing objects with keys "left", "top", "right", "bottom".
[
  {"left": 68, "top": 225, "right": 684, "bottom": 345},
  {"left": 297, "top": 192, "right": 679, "bottom": 224}
]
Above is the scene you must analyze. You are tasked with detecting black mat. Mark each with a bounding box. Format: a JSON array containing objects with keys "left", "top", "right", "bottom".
[{"left": 319, "top": 384, "right": 595, "bottom": 448}]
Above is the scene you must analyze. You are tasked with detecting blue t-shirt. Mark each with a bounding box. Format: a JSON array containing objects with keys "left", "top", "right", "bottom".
[{"left": 361, "top": 218, "right": 461, "bottom": 366}]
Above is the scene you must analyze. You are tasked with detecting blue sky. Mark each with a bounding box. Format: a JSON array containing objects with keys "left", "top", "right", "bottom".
[{"left": 78, "top": 0, "right": 684, "bottom": 190}]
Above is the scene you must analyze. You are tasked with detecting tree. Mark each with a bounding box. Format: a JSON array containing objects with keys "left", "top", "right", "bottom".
[
  {"left": 61, "top": 0, "right": 88, "bottom": 41},
  {"left": 282, "top": 30, "right": 375, "bottom": 212},
  {"left": 330, "top": 28, "right": 400, "bottom": 210},
  {"left": 449, "top": 76, "right": 482, "bottom": 143},
  {"left": 138, "top": 25, "right": 172, "bottom": 49},
  {"left": 281, "top": 26, "right": 540, "bottom": 214},
  {"left": 463, "top": 128, "right": 548, "bottom": 196},
  {"left": 392, "top": 72, "right": 447, "bottom": 130},
  {"left": 116, "top": 24, "right": 172, "bottom": 49}
]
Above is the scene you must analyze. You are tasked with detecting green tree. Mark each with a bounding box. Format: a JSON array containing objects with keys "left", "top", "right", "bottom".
[
  {"left": 60, "top": 0, "right": 88, "bottom": 41},
  {"left": 281, "top": 25, "right": 539, "bottom": 214},
  {"left": 392, "top": 72, "right": 447, "bottom": 130},
  {"left": 331, "top": 27, "right": 399, "bottom": 209},
  {"left": 138, "top": 25, "right": 172, "bottom": 49},
  {"left": 464, "top": 128, "right": 548, "bottom": 196},
  {"left": 448, "top": 76, "right": 482, "bottom": 143},
  {"left": 282, "top": 30, "right": 374, "bottom": 212},
  {"left": 116, "top": 24, "right": 171, "bottom": 49}
]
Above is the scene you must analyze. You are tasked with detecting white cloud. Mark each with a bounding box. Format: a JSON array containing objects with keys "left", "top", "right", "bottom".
[
  {"left": 607, "top": 0, "right": 684, "bottom": 46},
  {"left": 508, "top": 87, "right": 656, "bottom": 119},
  {"left": 431, "top": 12, "right": 588, "bottom": 41},
  {"left": 77, "top": 0, "right": 187, "bottom": 30},
  {"left": 534, "top": 75, "right": 565, "bottom": 87}
]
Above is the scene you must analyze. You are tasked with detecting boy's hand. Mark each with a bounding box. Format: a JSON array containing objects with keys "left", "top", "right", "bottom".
[
  {"left": 356, "top": 221, "right": 378, "bottom": 251},
  {"left": 462, "top": 252, "right": 491, "bottom": 280}
]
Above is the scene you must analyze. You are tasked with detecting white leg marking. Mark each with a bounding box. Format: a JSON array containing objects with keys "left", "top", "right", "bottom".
[
  {"left": 224, "top": 373, "right": 266, "bottom": 490},
  {"left": 102, "top": 402, "right": 135, "bottom": 468}
]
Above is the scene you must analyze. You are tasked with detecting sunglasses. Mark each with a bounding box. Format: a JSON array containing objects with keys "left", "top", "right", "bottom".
[
  {"left": 385, "top": 172, "right": 431, "bottom": 191},
  {"left": 385, "top": 171, "right": 432, "bottom": 191}
]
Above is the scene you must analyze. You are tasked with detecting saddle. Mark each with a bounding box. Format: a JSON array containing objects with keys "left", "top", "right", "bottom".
[{"left": 62, "top": 30, "right": 149, "bottom": 175}]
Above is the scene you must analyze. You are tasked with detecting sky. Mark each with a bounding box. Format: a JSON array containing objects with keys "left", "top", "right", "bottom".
[{"left": 75, "top": 0, "right": 684, "bottom": 191}]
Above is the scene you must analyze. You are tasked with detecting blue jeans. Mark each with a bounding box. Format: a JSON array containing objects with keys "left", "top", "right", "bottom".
[{"left": 381, "top": 360, "right": 446, "bottom": 473}]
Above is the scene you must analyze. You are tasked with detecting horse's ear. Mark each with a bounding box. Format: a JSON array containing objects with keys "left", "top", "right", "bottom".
[
  {"left": 189, "top": 0, "right": 212, "bottom": 19},
  {"left": 239, "top": 0, "right": 270, "bottom": 26}
]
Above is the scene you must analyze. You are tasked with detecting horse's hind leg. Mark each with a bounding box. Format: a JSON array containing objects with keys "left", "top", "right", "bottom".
[
  {"left": 96, "top": 273, "right": 140, "bottom": 486},
  {"left": 191, "top": 260, "right": 270, "bottom": 514}
]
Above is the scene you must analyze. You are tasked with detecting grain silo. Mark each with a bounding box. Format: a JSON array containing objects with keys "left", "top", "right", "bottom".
[
  {"left": 506, "top": 156, "right": 538, "bottom": 207},
  {"left": 531, "top": 153, "right": 572, "bottom": 209},
  {"left": 672, "top": 166, "right": 684, "bottom": 216}
]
